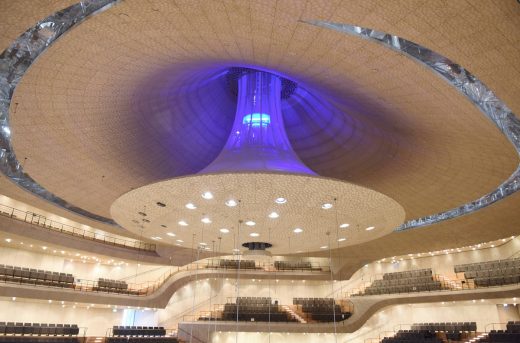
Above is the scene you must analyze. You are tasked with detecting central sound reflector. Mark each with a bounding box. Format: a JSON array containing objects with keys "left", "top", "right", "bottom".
[{"left": 199, "top": 70, "right": 315, "bottom": 175}]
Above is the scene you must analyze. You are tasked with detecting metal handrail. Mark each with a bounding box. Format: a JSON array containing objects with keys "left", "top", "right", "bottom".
[
  {"left": 0, "top": 260, "right": 332, "bottom": 297},
  {"left": 0, "top": 203, "right": 156, "bottom": 252}
]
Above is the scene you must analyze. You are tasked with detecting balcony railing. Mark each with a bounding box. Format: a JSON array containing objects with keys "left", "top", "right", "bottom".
[
  {"left": 0, "top": 259, "right": 332, "bottom": 298},
  {"left": 0, "top": 203, "right": 156, "bottom": 252}
]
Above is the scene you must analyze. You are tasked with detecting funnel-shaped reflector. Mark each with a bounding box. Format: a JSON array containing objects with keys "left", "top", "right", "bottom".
[{"left": 199, "top": 70, "right": 315, "bottom": 175}]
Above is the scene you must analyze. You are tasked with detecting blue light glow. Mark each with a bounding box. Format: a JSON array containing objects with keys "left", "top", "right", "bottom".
[{"left": 243, "top": 113, "right": 271, "bottom": 127}]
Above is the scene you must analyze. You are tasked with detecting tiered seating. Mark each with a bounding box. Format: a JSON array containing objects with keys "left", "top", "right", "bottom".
[
  {"left": 454, "top": 258, "right": 520, "bottom": 287},
  {"left": 221, "top": 297, "right": 296, "bottom": 322},
  {"left": 274, "top": 261, "right": 321, "bottom": 271},
  {"left": 93, "top": 278, "right": 140, "bottom": 295},
  {"left": 0, "top": 265, "right": 74, "bottom": 288},
  {"left": 107, "top": 326, "right": 177, "bottom": 342},
  {"left": 0, "top": 322, "right": 80, "bottom": 342},
  {"left": 381, "top": 330, "right": 442, "bottom": 343},
  {"left": 358, "top": 269, "right": 443, "bottom": 295},
  {"left": 482, "top": 322, "right": 520, "bottom": 342},
  {"left": 220, "top": 259, "right": 256, "bottom": 269},
  {"left": 411, "top": 322, "right": 477, "bottom": 332},
  {"left": 293, "top": 298, "right": 351, "bottom": 322}
]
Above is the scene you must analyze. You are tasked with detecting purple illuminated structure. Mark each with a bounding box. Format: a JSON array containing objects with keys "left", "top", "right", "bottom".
[{"left": 199, "top": 70, "right": 316, "bottom": 175}]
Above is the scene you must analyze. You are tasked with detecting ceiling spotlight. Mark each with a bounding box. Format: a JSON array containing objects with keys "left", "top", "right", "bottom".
[
  {"left": 339, "top": 223, "right": 349, "bottom": 228},
  {"left": 250, "top": 233, "right": 260, "bottom": 237},
  {"left": 245, "top": 221, "right": 255, "bottom": 226},
  {"left": 293, "top": 228, "right": 303, "bottom": 233},
  {"left": 268, "top": 212, "right": 279, "bottom": 219},
  {"left": 365, "top": 226, "right": 375, "bottom": 231},
  {"left": 225, "top": 199, "right": 238, "bottom": 207},
  {"left": 320, "top": 246, "right": 328, "bottom": 249},
  {"left": 338, "top": 238, "right": 346, "bottom": 242},
  {"left": 5, "top": 238, "right": 11, "bottom": 243},
  {"left": 220, "top": 228, "right": 230, "bottom": 233},
  {"left": 201, "top": 217, "right": 212, "bottom": 224},
  {"left": 176, "top": 239, "right": 184, "bottom": 243},
  {"left": 166, "top": 232, "right": 176, "bottom": 237},
  {"left": 201, "top": 192, "right": 214, "bottom": 200},
  {"left": 185, "top": 203, "right": 197, "bottom": 210},
  {"left": 275, "top": 197, "right": 287, "bottom": 204},
  {"left": 321, "top": 203, "right": 333, "bottom": 210},
  {"left": 178, "top": 220, "right": 188, "bottom": 226}
]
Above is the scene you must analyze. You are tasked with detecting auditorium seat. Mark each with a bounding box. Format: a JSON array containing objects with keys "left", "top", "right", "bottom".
[
  {"left": 293, "top": 298, "right": 351, "bottom": 322},
  {"left": 219, "top": 297, "right": 297, "bottom": 322},
  {"left": 355, "top": 269, "right": 446, "bottom": 296},
  {"left": 455, "top": 258, "right": 520, "bottom": 288},
  {"left": 0, "top": 264, "right": 74, "bottom": 289},
  {"left": 0, "top": 322, "right": 81, "bottom": 342}
]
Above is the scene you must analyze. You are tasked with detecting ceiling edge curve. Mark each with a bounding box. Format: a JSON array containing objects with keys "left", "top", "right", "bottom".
[
  {"left": 0, "top": 0, "right": 119, "bottom": 225},
  {"left": 302, "top": 20, "right": 520, "bottom": 232}
]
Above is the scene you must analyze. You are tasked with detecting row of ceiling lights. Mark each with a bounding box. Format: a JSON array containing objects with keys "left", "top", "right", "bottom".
[{"left": 150, "top": 192, "right": 375, "bottom": 249}]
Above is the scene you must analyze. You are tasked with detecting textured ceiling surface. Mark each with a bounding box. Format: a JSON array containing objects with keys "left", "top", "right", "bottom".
[
  {"left": 110, "top": 173, "right": 406, "bottom": 253},
  {"left": 1, "top": 0, "right": 520, "bottom": 257}
]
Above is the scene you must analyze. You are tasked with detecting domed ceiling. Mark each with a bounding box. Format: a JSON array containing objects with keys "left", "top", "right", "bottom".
[{"left": 1, "top": 0, "right": 519, "bottom": 257}]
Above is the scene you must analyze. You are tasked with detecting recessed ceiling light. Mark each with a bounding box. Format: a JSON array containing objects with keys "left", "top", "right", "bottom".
[
  {"left": 245, "top": 221, "right": 255, "bottom": 226},
  {"left": 166, "top": 232, "right": 176, "bottom": 237},
  {"left": 201, "top": 217, "right": 212, "bottom": 224},
  {"left": 185, "top": 203, "right": 197, "bottom": 210},
  {"left": 250, "top": 233, "right": 259, "bottom": 237},
  {"left": 320, "top": 245, "right": 328, "bottom": 249},
  {"left": 365, "top": 226, "right": 375, "bottom": 231},
  {"left": 220, "top": 228, "right": 230, "bottom": 233},
  {"left": 178, "top": 220, "right": 188, "bottom": 226},
  {"left": 199, "top": 242, "right": 207, "bottom": 246},
  {"left": 176, "top": 239, "right": 184, "bottom": 243},
  {"left": 275, "top": 197, "right": 287, "bottom": 204},
  {"left": 321, "top": 203, "right": 333, "bottom": 209},
  {"left": 225, "top": 199, "right": 238, "bottom": 207},
  {"left": 42, "top": 246, "right": 47, "bottom": 250},
  {"left": 268, "top": 212, "right": 279, "bottom": 219},
  {"left": 201, "top": 192, "right": 213, "bottom": 200},
  {"left": 293, "top": 228, "right": 303, "bottom": 233},
  {"left": 338, "top": 238, "right": 346, "bottom": 242},
  {"left": 339, "top": 223, "right": 349, "bottom": 228},
  {"left": 5, "top": 238, "right": 11, "bottom": 243}
]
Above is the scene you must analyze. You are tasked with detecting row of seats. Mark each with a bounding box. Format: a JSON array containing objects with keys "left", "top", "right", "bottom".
[
  {"left": 236, "top": 297, "right": 273, "bottom": 305},
  {"left": 0, "top": 323, "right": 79, "bottom": 336},
  {"left": 293, "top": 298, "right": 335, "bottom": 306},
  {"left": 360, "top": 281, "right": 443, "bottom": 295},
  {"left": 0, "top": 265, "right": 74, "bottom": 288},
  {"left": 107, "top": 338, "right": 178, "bottom": 343},
  {"left": 464, "top": 267, "right": 520, "bottom": 279},
  {"left": 0, "top": 338, "right": 80, "bottom": 343},
  {"left": 113, "top": 326, "right": 166, "bottom": 337},
  {"left": 474, "top": 275, "right": 520, "bottom": 287},
  {"left": 99, "top": 278, "right": 128, "bottom": 290},
  {"left": 506, "top": 321, "right": 520, "bottom": 333},
  {"left": 411, "top": 322, "right": 477, "bottom": 332},
  {"left": 485, "top": 330, "right": 520, "bottom": 342},
  {"left": 217, "top": 260, "right": 256, "bottom": 269},
  {"left": 372, "top": 276, "right": 436, "bottom": 287},
  {"left": 382, "top": 269, "right": 432, "bottom": 280},
  {"left": 454, "top": 258, "right": 520, "bottom": 273},
  {"left": 381, "top": 330, "right": 442, "bottom": 343},
  {"left": 273, "top": 261, "right": 320, "bottom": 271},
  {"left": 220, "top": 297, "right": 296, "bottom": 322}
]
